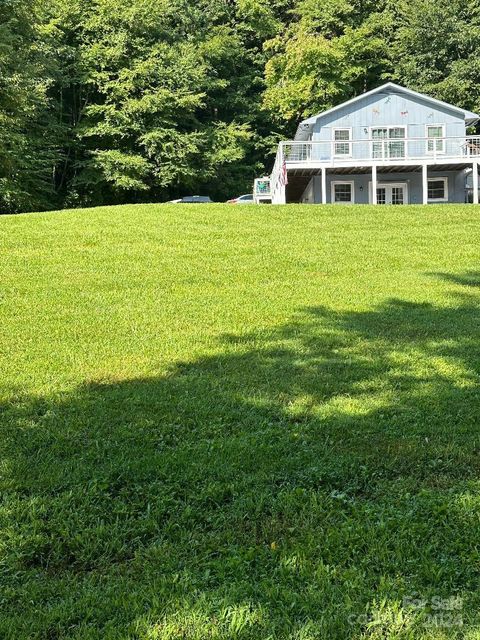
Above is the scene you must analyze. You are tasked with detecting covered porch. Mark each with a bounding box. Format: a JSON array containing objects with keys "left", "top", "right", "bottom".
[{"left": 279, "top": 162, "right": 479, "bottom": 205}]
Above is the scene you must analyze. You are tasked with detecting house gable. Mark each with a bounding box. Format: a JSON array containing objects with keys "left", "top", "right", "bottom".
[{"left": 295, "top": 83, "right": 479, "bottom": 142}]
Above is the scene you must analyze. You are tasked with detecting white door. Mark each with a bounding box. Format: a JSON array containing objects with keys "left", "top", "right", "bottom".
[{"left": 369, "top": 182, "right": 408, "bottom": 205}]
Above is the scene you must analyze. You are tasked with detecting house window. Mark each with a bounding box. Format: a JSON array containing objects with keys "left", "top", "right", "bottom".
[
  {"left": 332, "top": 181, "right": 354, "bottom": 204},
  {"left": 372, "top": 127, "right": 406, "bottom": 159},
  {"left": 427, "top": 177, "right": 448, "bottom": 201},
  {"left": 427, "top": 125, "right": 445, "bottom": 154},
  {"left": 333, "top": 129, "right": 352, "bottom": 156}
]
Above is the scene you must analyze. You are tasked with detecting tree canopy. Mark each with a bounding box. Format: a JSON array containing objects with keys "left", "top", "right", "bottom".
[{"left": 0, "top": 0, "right": 479, "bottom": 212}]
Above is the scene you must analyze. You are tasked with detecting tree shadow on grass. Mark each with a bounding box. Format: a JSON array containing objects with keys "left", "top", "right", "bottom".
[
  {"left": 428, "top": 270, "right": 480, "bottom": 288},
  {"left": 1, "top": 275, "right": 480, "bottom": 638}
]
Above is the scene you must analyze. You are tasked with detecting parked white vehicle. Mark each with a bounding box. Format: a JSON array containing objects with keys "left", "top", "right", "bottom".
[{"left": 227, "top": 194, "right": 254, "bottom": 204}]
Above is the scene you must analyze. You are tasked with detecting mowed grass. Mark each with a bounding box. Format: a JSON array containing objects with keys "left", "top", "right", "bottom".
[{"left": 1, "top": 203, "right": 480, "bottom": 639}]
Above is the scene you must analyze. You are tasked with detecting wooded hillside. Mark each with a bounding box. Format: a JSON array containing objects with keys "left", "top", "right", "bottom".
[{"left": 1, "top": 0, "right": 479, "bottom": 212}]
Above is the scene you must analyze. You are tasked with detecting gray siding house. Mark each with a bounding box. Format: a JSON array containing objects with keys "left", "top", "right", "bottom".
[{"left": 256, "top": 83, "right": 480, "bottom": 205}]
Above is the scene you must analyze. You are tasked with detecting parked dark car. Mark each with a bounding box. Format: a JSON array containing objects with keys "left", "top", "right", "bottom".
[{"left": 169, "top": 196, "right": 214, "bottom": 203}]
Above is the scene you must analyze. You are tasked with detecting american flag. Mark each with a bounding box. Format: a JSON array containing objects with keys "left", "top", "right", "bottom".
[{"left": 279, "top": 159, "right": 288, "bottom": 187}]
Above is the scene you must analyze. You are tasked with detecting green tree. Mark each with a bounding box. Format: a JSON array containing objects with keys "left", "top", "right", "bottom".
[
  {"left": 41, "top": 0, "right": 282, "bottom": 206},
  {"left": 391, "top": 0, "right": 480, "bottom": 115},
  {"left": 263, "top": 0, "right": 392, "bottom": 130},
  {"left": 3, "top": 0, "right": 478, "bottom": 213},
  {"left": 0, "top": 0, "right": 59, "bottom": 212}
]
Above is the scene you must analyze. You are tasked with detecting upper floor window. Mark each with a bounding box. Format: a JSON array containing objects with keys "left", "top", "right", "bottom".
[
  {"left": 333, "top": 128, "right": 352, "bottom": 157},
  {"left": 372, "top": 127, "right": 406, "bottom": 159},
  {"left": 426, "top": 125, "right": 445, "bottom": 154}
]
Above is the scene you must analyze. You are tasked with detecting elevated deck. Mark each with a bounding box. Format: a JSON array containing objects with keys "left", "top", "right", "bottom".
[{"left": 269, "top": 136, "right": 480, "bottom": 204}]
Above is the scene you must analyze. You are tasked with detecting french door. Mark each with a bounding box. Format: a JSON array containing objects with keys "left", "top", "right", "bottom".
[
  {"left": 372, "top": 127, "right": 406, "bottom": 159},
  {"left": 371, "top": 182, "right": 408, "bottom": 205}
]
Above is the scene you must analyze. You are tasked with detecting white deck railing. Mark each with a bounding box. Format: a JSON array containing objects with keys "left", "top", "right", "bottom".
[
  {"left": 281, "top": 136, "right": 480, "bottom": 164},
  {"left": 270, "top": 135, "right": 480, "bottom": 203}
]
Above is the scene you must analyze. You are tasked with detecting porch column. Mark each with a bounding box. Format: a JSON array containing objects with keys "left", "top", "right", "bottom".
[
  {"left": 422, "top": 164, "right": 428, "bottom": 205},
  {"left": 473, "top": 161, "right": 479, "bottom": 205},
  {"left": 372, "top": 165, "right": 377, "bottom": 205},
  {"left": 321, "top": 167, "right": 327, "bottom": 204}
]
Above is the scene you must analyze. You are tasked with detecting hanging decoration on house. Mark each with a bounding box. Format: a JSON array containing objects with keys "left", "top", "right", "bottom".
[
  {"left": 372, "top": 107, "right": 380, "bottom": 115},
  {"left": 401, "top": 110, "right": 409, "bottom": 116}
]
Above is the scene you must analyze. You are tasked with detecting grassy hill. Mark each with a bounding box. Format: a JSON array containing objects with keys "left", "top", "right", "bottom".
[{"left": 1, "top": 203, "right": 480, "bottom": 639}]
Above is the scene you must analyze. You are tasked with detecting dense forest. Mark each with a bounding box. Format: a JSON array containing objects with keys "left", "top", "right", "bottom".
[{"left": 1, "top": 0, "right": 480, "bottom": 212}]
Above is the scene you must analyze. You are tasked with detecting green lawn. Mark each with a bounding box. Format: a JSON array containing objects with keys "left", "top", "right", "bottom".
[{"left": 1, "top": 203, "right": 480, "bottom": 639}]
